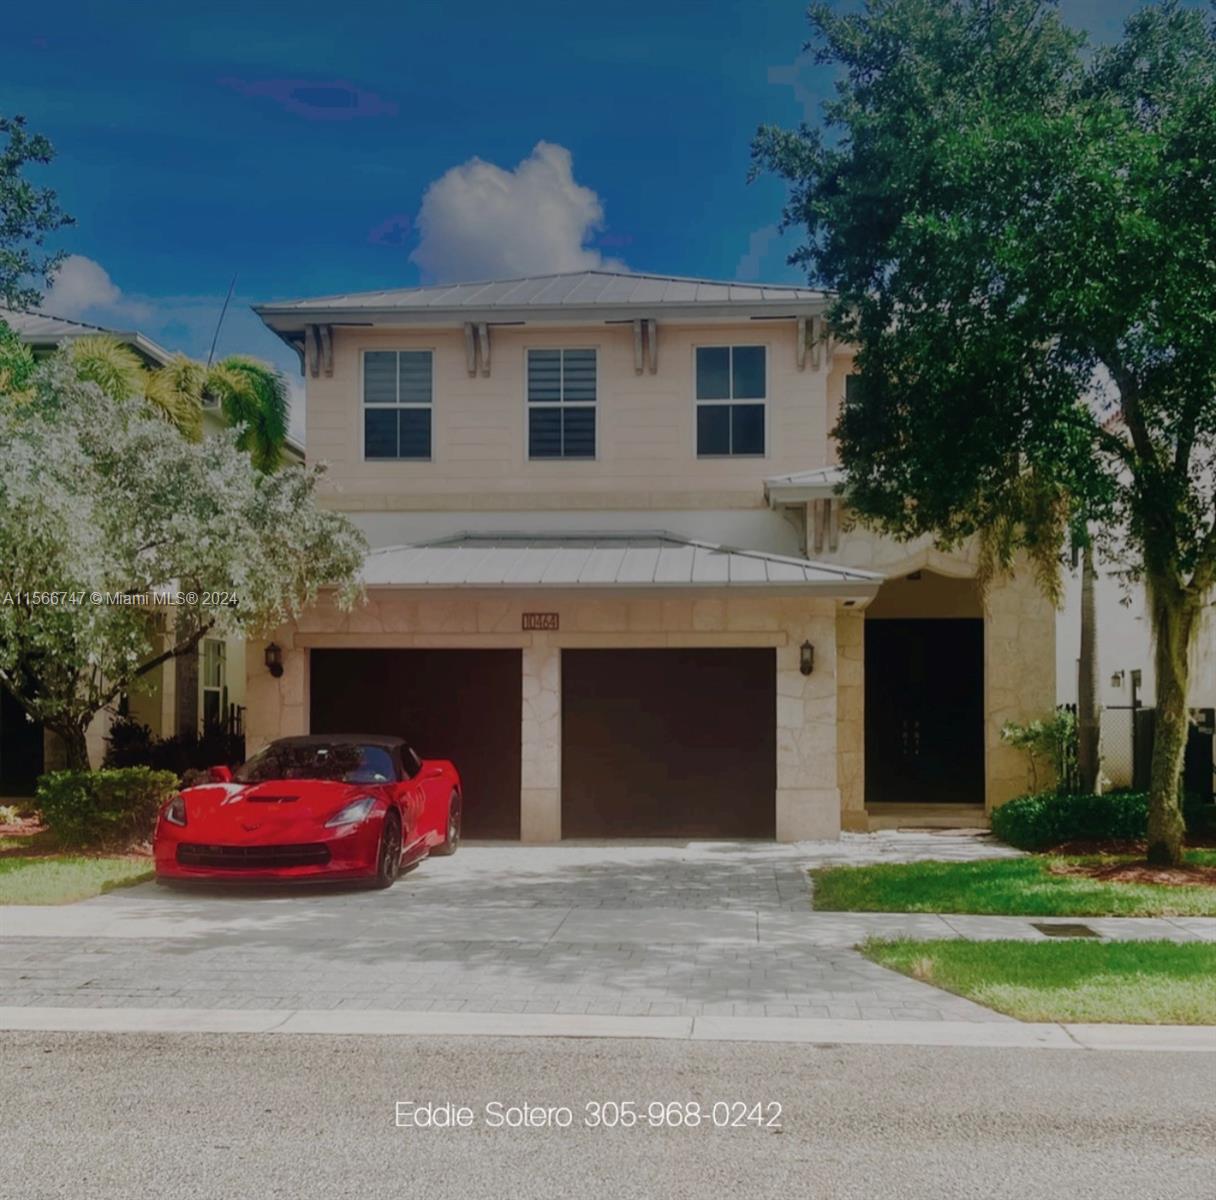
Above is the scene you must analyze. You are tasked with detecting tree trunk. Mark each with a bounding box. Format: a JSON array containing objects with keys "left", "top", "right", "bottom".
[
  {"left": 1077, "top": 538, "right": 1099, "bottom": 794},
  {"left": 50, "top": 723, "right": 91, "bottom": 772},
  {"left": 1145, "top": 580, "right": 1197, "bottom": 867}
]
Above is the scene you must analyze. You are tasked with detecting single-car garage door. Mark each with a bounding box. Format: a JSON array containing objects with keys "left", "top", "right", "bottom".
[
  {"left": 561, "top": 648, "right": 776, "bottom": 839},
  {"left": 309, "top": 649, "right": 521, "bottom": 839}
]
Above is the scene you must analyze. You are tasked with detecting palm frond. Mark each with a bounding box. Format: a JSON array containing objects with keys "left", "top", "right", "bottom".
[
  {"left": 64, "top": 335, "right": 146, "bottom": 403},
  {"left": 208, "top": 355, "right": 290, "bottom": 471},
  {"left": 144, "top": 355, "right": 206, "bottom": 441}
]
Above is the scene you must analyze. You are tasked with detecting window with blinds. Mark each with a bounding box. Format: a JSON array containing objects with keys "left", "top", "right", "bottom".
[
  {"left": 363, "top": 349, "right": 433, "bottom": 460},
  {"left": 527, "top": 348, "right": 596, "bottom": 459}
]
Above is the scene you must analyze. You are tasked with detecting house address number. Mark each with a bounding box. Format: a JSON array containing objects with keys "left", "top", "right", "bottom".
[{"left": 522, "top": 612, "right": 559, "bottom": 631}]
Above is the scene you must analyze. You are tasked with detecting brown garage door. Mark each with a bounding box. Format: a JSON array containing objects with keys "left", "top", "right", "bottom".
[
  {"left": 561, "top": 648, "right": 776, "bottom": 838},
  {"left": 309, "top": 649, "right": 521, "bottom": 839}
]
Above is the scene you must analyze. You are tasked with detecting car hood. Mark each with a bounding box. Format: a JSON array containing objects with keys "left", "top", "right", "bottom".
[{"left": 177, "top": 779, "right": 372, "bottom": 833}]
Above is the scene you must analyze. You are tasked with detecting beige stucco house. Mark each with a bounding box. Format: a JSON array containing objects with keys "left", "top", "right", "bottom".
[{"left": 247, "top": 271, "right": 1055, "bottom": 841}]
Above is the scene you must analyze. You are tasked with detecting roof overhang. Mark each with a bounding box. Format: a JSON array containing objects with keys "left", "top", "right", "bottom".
[
  {"left": 354, "top": 531, "right": 881, "bottom": 600},
  {"left": 765, "top": 466, "right": 848, "bottom": 507}
]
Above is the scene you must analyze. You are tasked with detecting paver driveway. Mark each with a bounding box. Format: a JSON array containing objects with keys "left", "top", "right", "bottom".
[{"left": 1, "top": 836, "right": 1018, "bottom": 1022}]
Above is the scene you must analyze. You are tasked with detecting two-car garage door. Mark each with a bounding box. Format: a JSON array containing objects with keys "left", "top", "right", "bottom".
[{"left": 309, "top": 648, "right": 775, "bottom": 840}]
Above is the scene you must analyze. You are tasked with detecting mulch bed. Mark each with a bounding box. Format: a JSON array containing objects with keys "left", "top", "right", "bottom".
[{"left": 1048, "top": 860, "right": 1216, "bottom": 887}]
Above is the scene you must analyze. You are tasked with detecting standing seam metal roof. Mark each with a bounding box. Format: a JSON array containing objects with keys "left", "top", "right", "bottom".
[{"left": 359, "top": 531, "right": 880, "bottom": 590}]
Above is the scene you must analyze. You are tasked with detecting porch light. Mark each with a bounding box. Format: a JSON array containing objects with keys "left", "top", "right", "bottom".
[
  {"left": 264, "top": 642, "right": 284, "bottom": 678},
  {"left": 800, "top": 640, "right": 815, "bottom": 676}
]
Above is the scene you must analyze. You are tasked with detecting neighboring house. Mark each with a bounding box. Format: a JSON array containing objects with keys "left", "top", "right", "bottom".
[
  {"left": 0, "top": 308, "right": 303, "bottom": 794},
  {"left": 247, "top": 270, "right": 1055, "bottom": 841}
]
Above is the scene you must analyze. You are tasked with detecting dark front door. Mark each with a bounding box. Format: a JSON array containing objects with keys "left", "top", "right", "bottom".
[
  {"left": 309, "top": 649, "right": 522, "bottom": 839},
  {"left": 561, "top": 648, "right": 776, "bottom": 838},
  {"left": 865, "top": 619, "right": 984, "bottom": 805}
]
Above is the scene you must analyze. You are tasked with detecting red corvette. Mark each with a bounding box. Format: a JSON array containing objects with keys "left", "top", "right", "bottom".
[{"left": 153, "top": 735, "right": 461, "bottom": 888}]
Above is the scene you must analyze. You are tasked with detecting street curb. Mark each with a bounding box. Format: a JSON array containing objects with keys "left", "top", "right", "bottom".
[{"left": 1, "top": 1006, "right": 1213, "bottom": 1051}]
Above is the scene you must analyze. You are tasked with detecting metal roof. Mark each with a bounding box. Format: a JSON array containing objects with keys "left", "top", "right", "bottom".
[
  {"left": 1, "top": 307, "right": 173, "bottom": 366},
  {"left": 360, "top": 531, "right": 880, "bottom": 594},
  {"left": 257, "top": 270, "right": 827, "bottom": 315}
]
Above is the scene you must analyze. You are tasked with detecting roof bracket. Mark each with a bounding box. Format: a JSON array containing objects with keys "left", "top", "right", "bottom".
[
  {"left": 304, "top": 325, "right": 319, "bottom": 378},
  {"left": 645, "top": 318, "right": 658, "bottom": 373},
  {"left": 632, "top": 319, "right": 644, "bottom": 374},
  {"left": 318, "top": 324, "right": 333, "bottom": 377},
  {"left": 463, "top": 323, "right": 477, "bottom": 376},
  {"left": 477, "top": 322, "right": 491, "bottom": 377},
  {"left": 796, "top": 317, "right": 808, "bottom": 371}
]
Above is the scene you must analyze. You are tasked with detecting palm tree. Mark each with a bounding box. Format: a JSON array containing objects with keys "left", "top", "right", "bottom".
[
  {"left": 61, "top": 338, "right": 291, "bottom": 470},
  {"left": 65, "top": 336, "right": 204, "bottom": 439}
]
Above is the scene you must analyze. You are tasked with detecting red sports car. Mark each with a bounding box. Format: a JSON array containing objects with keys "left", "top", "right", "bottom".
[{"left": 153, "top": 735, "right": 461, "bottom": 888}]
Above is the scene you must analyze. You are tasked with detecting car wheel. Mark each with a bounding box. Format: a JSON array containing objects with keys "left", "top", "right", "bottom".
[
  {"left": 373, "top": 810, "right": 403, "bottom": 888},
  {"left": 433, "top": 790, "right": 461, "bottom": 856}
]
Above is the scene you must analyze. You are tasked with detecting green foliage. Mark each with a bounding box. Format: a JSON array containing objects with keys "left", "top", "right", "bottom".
[
  {"left": 35, "top": 767, "right": 178, "bottom": 848},
  {"left": 991, "top": 790, "right": 1149, "bottom": 850},
  {"left": 103, "top": 715, "right": 244, "bottom": 777},
  {"left": 208, "top": 355, "right": 291, "bottom": 472},
  {"left": 0, "top": 317, "right": 36, "bottom": 395},
  {"left": 1000, "top": 709, "right": 1080, "bottom": 793},
  {"left": 753, "top": 0, "right": 1216, "bottom": 864},
  {"left": 0, "top": 114, "right": 75, "bottom": 310}
]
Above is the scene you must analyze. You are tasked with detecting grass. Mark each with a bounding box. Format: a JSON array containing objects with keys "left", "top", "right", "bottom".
[
  {"left": 864, "top": 937, "right": 1216, "bottom": 1024},
  {"left": 0, "top": 835, "right": 152, "bottom": 905},
  {"left": 811, "top": 851, "right": 1216, "bottom": 917}
]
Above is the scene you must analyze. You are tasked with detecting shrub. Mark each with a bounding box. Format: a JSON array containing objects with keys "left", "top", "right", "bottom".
[
  {"left": 36, "top": 767, "right": 178, "bottom": 848},
  {"left": 103, "top": 716, "right": 244, "bottom": 778},
  {"left": 1000, "top": 709, "right": 1080, "bottom": 793},
  {"left": 992, "top": 790, "right": 1213, "bottom": 851}
]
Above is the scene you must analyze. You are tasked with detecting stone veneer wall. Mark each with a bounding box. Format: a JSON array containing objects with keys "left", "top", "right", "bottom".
[{"left": 246, "top": 590, "right": 844, "bottom": 842}]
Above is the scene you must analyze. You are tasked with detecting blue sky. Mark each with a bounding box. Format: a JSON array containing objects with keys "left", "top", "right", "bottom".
[{"left": 0, "top": 0, "right": 1192, "bottom": 423}]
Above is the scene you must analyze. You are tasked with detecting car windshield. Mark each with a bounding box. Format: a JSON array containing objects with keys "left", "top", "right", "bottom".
[{"left": 234, "top": 743, "right": 395, "bottom": 784}]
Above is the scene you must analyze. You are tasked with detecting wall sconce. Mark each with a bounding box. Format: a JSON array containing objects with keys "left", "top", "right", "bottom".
[
  {"left": 264, "top": 642, "right": 284, "bottom": 678},
  {"left": 800, "top": 640, "right": 815, "bottom": 676},
  {"left": 1110, "top": 670, "right": 1124, "bottom": 688}
]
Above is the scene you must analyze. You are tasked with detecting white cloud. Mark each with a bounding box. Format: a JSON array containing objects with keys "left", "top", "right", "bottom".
[
  {"left": 410, "top": 141, "right": 625, "bottom": 282},
  {"left": 43, "top": 255, "right": 152, "bottom": 323}
]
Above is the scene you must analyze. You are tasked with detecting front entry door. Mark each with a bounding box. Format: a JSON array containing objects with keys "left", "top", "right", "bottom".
[{"left": 865, "top": 619, "right": 984, "bottom": 805}]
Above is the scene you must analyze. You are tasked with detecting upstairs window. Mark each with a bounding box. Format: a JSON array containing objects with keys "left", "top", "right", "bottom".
[
  {"left": 363, "top": 350, "right": 433, "bottom": 460},
  {"left": 695, "top": 345, "right": 766, "bottom": 457},
  {"left": 527, "top": 348, "right": 596, "bottom": 459}
]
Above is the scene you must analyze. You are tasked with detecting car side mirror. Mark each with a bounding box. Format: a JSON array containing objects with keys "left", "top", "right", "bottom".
[{"left": 208, "top": 765, "right": 233, "bottom": 783}]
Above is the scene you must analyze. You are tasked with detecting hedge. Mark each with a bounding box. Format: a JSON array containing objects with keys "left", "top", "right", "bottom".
[
  {"left": 36, "top": 767, "right": 178, "bottom": 848},
  {"left": 991, "top": 790, "right": 1213, "bottom": 851}
]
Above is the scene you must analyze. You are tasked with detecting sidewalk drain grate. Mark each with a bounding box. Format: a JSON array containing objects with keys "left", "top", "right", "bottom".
[{"left": 1030, "top": 922, "right": 1100, "bottom": 938}]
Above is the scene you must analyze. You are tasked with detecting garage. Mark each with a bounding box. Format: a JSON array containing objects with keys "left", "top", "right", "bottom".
[
  {"left": 561, "top": 648, "right": 776, "bottom": 839},
  {"left": 309, "top": 649, "right": 522, "bottom": 839}
]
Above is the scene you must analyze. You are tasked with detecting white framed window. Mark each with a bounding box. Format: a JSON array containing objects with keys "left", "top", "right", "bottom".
[
  {"left": 362, "top": 349, "right": 433, "bottom": 460},
  {"left": 527, "top": 348, "right": 597, "bottom": 459},
  {"left": 695, "top": 345, "right": 766, "bottom": 457},
  {"left": 201, "top": 638, "right": 226, "bottom": 730}
]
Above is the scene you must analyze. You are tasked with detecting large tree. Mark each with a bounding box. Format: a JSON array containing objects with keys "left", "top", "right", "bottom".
[
  {"left": 0, "top": 115, "right": 74, "bottom": 310},
  {"left": 753, "top": 0, "right": 1216, "bottom": 864},
  {"left": 0, "top": 358, "right": 366, "bottom": 769}
]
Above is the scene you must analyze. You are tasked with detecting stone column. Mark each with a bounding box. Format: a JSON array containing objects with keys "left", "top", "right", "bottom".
[
  {"left": 836, "top": 608, "right": 867, "bottom": 830},
  {"left": 775, "top": 599, "right": 841, "bottom": 841},
  {"left": 520, "top": 637, "right": 561, "bottom": 842}
]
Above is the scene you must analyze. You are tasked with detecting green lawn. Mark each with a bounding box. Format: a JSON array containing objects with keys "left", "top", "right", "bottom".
[
  {"left": 0, "top": 847, "right": 152, "bottom": 905},
  {"left": 811, "top": 852, "right": 1216, "bottom": 917},
  {"left": 864, "top": 938, "right": 1216, "bottom": 1024}
]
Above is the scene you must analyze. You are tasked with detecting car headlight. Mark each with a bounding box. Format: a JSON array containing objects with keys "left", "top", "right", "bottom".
[
  {"left": 164, "top": 795, "right": 187, "bottom": 827},
  {"left": 324, "top": 794, "right": 377, "bottom": 828}
]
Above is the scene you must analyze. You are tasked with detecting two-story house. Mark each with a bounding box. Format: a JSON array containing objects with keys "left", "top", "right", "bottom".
[{"left": 249, "top": 271, "right": 1055, "bottom": 841}]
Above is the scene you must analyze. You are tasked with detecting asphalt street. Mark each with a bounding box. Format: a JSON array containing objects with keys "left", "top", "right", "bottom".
[{"left": 2, "top": 1032, "right": 1213, "bottom": 1200}]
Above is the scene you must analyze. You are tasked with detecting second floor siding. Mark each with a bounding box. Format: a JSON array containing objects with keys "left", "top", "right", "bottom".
[{"left": 307, "top": 321, "right": 852, "bottom": 511}]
